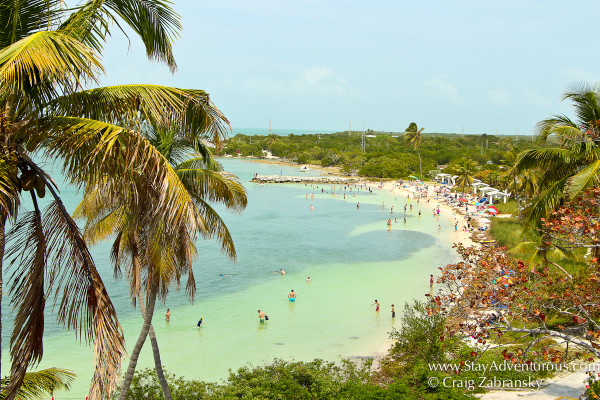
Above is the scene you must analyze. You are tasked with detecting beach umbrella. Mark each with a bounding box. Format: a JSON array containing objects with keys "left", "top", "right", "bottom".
[
  {"left": 479, "top": 197, "right": 487, "bottom": 203},
  {"left": 486, "top": 209, "right": 498, "bottom": 215},
  {"left": 488, "top": 205, "right": 499, "bottom": 213},
  {"left": 458, "top": 198, "right": 468, "bottom": 203},
  {"left": 409, "top": 175, "right": 418, "bottom": 179}
]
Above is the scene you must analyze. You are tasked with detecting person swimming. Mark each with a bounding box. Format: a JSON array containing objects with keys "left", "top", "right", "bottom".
[
  {"left": 372, "top": 300, "right": 380, "bottom": 312},
  {"left": 197, "top": 317, "right": 203, "bottom": 327},
  {"left": 258, "top": 310, "right": 266, "bottom": 323},
  {"left": 288, "top": 289, "right": 297, "bottom": 301}
]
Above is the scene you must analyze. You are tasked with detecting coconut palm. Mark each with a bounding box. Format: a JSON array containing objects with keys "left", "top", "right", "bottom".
[
  {"left": 0, "top": 1, "right": 230, "bottom": 399},
  {"left": 512, "top": 83, "right": 600, "bottom": 223},
  {"left": 404, "top": 122, "right": 424, "bottom": 181},
  {"left": 74, "top": 126, "right": 247, "bottom": 400},
  {"left": 454, "top": 158, "right": 478, "bottom": 194}
]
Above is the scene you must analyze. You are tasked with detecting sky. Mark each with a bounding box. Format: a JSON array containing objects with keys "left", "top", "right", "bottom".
[{"left": 98, "top": 0, "right": 599, "bottom": 135}]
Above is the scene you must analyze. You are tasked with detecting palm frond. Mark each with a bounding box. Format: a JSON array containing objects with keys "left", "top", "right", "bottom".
[
  {"left": 61, "top": 0, "right": 180, "bottom": 71},
  {"left": 512, "top": 148, "right": 574, "bottom": 175},
  {"left": 49, "top": 85, "right": 229, "bottom": 144},
  {"left": 4, "top": 197, "right": 47, "bottom": 398},
  {"left": 189, "top": 196, "right": 236, "bottom": 260},
  {"left": 535, "top": 115, "right": 578, "bottom": 142},
  {"left": 0, "top": 31, "right": 102, "bottom": 104},
  {"left": 0, "top": 368, "right": 75, "bottom": 400},
  {"left": 522, "top": 177, "right": 569, "bottom": 224},
  {"left": 566, "top": 160, "right": 600, "bottom": 200},
  {"left": 105, "top": 0, "right": 181, "bottom": 71},
  {"left": 176, "top": 168, "right": 247, "bottom": 211},
  {"left": 41, "top": 200, "right": 124, "bottom": 399},
  {"left": 0, "top": 0, "right": 63, "bottom": 49}
]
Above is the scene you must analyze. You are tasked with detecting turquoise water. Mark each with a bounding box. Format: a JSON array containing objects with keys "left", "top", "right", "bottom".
[{"left": 1, "top": 159, "right": 459, "bottom": 397}]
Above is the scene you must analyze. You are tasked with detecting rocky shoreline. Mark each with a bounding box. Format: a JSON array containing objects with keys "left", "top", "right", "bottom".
[{"left": 251, "top": 174, "right": 360, "bottom": 184}]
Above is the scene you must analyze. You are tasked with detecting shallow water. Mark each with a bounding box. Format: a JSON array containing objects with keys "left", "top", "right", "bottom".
[{"left": 1, "top": 158, "right": 460, "bottom": 396}]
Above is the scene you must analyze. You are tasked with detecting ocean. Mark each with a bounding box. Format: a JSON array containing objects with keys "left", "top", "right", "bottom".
[{"left": 1, "top": 158, "right": 460, "bottom": 397}]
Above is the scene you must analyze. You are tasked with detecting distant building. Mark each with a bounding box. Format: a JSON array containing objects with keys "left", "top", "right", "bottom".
[{"left": 261, "top": 150, "right": 279, "bottom": 159}]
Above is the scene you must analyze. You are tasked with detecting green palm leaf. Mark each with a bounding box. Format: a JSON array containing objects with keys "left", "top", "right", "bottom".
[
  {"left": 0, "top": 0, "right": 63, "bottom": 49},
  {"left": 0, "top": 31, "right": 102, "bottom": 104},
  {"left": 566, "top": 160, "right": 600, "bottom": 200},
  {"left": 61, "top": 0, "right": 180, "bottom": 71},
  {"left": 49, "top": 85, "right": 229, "bottom": 145},
  {"left": 522, "top": 177, "right": 569, "bottom": 224},
  {"left": 0, "top": 368, "right": 75, "bottom": 400}
]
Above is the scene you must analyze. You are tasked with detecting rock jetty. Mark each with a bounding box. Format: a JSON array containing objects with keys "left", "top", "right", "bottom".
[{"left": 251, "top": 175, "right": 360, "bottom": 184}]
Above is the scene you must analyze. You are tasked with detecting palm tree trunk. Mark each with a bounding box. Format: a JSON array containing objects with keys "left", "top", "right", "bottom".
[
  {"left": 417, "top": 148, "right": 423, "bottom": 181},
  {"left": 118, "top": 284, "right": 158, "bottom": 400},
  {"left": 137, "top": 292, "right": 173, "bottom": 400},
  {"left": 513, "top": 175, "right": 523, "bottom": 220}
]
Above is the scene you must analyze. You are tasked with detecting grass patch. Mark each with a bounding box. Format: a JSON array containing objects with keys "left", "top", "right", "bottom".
[
  {"left": 489, "top": 219, "right": 587, "bottom": 275},
  {"left": 493, "top": 200, "right": 519, "bottom": 215},
  {"left": 490, "top": 218, "right": 539, "bottom": 249}
]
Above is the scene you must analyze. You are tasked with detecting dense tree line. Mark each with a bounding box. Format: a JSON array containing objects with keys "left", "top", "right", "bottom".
[{"left": 221, "top": 131, "right": 549, "bottom": 180}]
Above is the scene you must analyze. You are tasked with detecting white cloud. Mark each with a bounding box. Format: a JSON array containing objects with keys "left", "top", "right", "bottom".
[
  {"left": 301, "top": 67, "right": 333, "bottom": 85},
  {"left": 522, "top": 90, "right": 551, "bottom": 107},
  {"left": 425, "top": 78, "right": 463, "bottom": 104},
  {"left": 242, "top": 67, "right": 356, "bottom": 99},
  {"left": 486, "top": 89, "right": 510, "bottom": 105}
]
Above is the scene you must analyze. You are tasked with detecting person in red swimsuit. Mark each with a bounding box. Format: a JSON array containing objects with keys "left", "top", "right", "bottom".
[{"left": 372, "top": 300, "right": 380, "bottom": 312}]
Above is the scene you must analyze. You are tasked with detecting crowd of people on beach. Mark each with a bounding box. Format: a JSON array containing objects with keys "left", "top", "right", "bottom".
[{"left": 165, "top": 178, "right": 491, "bottom": 329}]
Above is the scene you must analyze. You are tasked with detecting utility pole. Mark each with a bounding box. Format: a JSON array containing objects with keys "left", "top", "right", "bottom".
[
  {"left": 515, "top": 128, "right": 518, "bottom": 141},
  {"left": 362, "top": 123, "right": 365, "bottom": 152},
  {"left": 349, "top": 121, "right": 352, "bottom": 137},
  {"left": 268, "top": 119, "right": 272, "bottom": 135}
]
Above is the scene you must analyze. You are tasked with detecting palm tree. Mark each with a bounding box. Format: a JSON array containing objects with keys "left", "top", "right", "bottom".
[
  {"left": 0, "top": 1, "right": 230, "bottom": 399},
  {"left": 404, "top": 122, "right": 424, "bottom": 181},
  {"left": 512, "top": 83, "right": 600, "bottom": 223},
  {"left": 74, "top": 126, "right": 247, "bottom": 400},
  {"left": 266, "top": 133, "right": 278, "bottom": 150},
  {"left": 454, "top": 158, "right": 478, "bottom": 194}
]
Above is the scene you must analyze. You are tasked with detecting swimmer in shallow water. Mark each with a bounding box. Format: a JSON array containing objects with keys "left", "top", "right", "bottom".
[
  {"left": 372, "top": 300, "right": 380, "bottom": 312},
  {"left": 258, "top": 310, "right": 266, "bottom": 323},
  {"left": 288, "top": 289, "right": 297, "bottom": 301}
]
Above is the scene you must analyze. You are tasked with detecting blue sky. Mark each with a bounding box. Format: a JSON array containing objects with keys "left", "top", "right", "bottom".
[{"left": 99, "top": 0, "right": 598, "bottom": 135}]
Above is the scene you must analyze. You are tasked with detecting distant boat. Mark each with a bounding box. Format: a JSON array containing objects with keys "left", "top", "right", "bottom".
[{"left": 300, "top": 165, "right": 309, "bottom": 172}]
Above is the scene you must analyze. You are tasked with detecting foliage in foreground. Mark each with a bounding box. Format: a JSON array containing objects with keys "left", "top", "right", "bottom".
[
  {"left": 0, "top": 368, "right": 74, "bottom": 400},
  {"left": 124, "top": 358, "right": 473, "bottom": 399}
]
